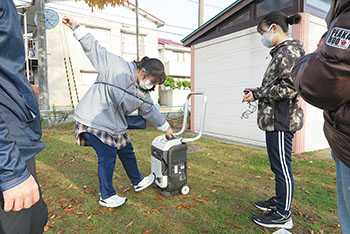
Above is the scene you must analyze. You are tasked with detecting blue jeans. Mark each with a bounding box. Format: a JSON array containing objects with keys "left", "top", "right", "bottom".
[
  {"left": 266, "top": 131, "right": 294, "bottom": 216},
  {"left": 83, "top": 133, "right": 143, "bottom": 199},
  {"left": 331, "top": 151, "right": 350, "bottom": 233}
]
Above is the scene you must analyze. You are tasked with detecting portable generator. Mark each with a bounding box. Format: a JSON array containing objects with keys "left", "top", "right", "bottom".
[{"left": 151, "top": 92, "right": 207, "bottom": 196}]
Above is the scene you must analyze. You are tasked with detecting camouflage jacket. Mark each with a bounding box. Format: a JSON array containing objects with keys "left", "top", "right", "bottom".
[{"left": 252, "top": 40, "right": 305, "bottom": 132}]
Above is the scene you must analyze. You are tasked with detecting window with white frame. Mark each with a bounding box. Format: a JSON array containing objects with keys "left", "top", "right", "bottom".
[{"left": 121, "top": 33, "right": 145, "bottom": 55}]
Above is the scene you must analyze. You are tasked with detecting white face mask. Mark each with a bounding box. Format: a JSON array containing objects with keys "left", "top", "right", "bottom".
[
  {"left": 261, "top": 24, "right": 275, "bottom": 48},
  {"left": 139, "top": 78, "right": 154, "bottom": 90}
]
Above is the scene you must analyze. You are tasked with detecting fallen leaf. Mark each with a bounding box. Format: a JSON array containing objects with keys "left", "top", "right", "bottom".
[
  {"left": 71, "top": 201, "right": 82, "bottom": 206},
  {"left": 146, "top": 205, "right": 166, "bottom": 214},
  {"left": 57, "top": 230, "right": 65, "bottom": 234},
  {"left": 207, "top": 188, "right": 217, "bottom": 193},
  {"left": 177, "top": 204, "right": 190, "bottom": 209},
  {"left": 233, "top": 224, "right": 241, "bottom": 228},
  {"left": 143, "top": 229, "right": 153, "bottom": 234},
  {"left": 132, "top": 203, "right": 143, "bottom": 207},
  {"left": 66, "top": 184, "right": 78, "bottom": 190},
  {"left": 192, "top": 198, "right": 207, "bottom": 203},
  {"left": 85, "top": 189, "right": 94, "bottom": 194},
  {"left": 120, "top": 187, "right": 131, "bottom": 194},
  {"left": 64, "top": 207, "right": 74, "bottom": 212},
  {"left": 125, "top": 221, "right": 133, "bottom": 228},
  {"left": 190, "top": 204, "right": 197, "bottom": 207},
  {"left": 202, "top": 230, "right": 209, "bottom": 233},
  {"left": 193, "top": 195, "right": 202, "bottom": 199},
  {"left": 108, "top": 207, "right": 116, "bottom": 212},
  {"left": 154, "top": 197, "right": 164, "bottom": 201},
  {"left": 84, "top": 227, "right": 94, "bottom": 230},
  {"left": 92, "top": 210, "right": 103, "bottom": 215}
]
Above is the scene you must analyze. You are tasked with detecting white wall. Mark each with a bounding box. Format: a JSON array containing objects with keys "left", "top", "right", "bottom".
[
  {"left": 193, "top": 27, "right": 270, "bottom": 146},
  {"left": 159, "top": 45, "right": 191, "bottom": 78},
  {"left": 46, "top": 1, "right": 161, "bottom": 109},
  {"left": 192, "top": 16, "right": 330, "bottom": 152},
  {"left": 303, "top": 15, "right": 329, "bottom": 152}
]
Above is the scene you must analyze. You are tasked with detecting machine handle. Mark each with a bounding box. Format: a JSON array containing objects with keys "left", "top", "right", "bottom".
[{"left": 174, "top": 92, "right": 207, "bottom": 143}]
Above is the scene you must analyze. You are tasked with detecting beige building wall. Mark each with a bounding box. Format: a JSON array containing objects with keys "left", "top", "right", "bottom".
[{"left": 46, "top": 1, "right": 161, "bottom": 109}]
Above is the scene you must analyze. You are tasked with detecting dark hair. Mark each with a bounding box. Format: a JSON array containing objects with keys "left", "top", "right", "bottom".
[
  {"left": 257, "top": 11, "right": 302, "bottom": 34},
  {"left": 321, "top": 31, "right": 328, "bottom": 39},
  {"left": 135, "top": 56, "right": 166, "bottom": 85}
]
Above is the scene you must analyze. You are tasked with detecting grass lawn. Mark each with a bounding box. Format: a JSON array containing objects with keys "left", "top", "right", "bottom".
[{"left": 37, "top": 122, "right": 340, "bottom": 234}]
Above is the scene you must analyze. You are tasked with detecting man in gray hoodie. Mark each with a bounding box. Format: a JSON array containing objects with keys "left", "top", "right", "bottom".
[{"left": 63, "top": 16, "right": 175, "bottom": 208}]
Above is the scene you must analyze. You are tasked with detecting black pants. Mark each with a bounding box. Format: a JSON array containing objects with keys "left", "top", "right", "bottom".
[
  {"left": 266, "top": 131, "right": 294, "bottom": 216},
  {"left": 0, "top": 158, "right": 48, "bottom": 234}
]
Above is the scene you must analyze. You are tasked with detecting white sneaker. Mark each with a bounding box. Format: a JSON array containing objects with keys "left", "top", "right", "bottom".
[
  {"left": 99, "top": 194, "right": 127, "bottom": 208},
  {"left": 134, "top": 173, "right": 155, "bottom": 192}
]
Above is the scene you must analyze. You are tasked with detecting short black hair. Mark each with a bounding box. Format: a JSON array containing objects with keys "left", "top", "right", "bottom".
[
  {"left": 257, "top": 11, "right": 302, "bottom": 34},
  {"left": 135, "top": 56, "right": 166, "bottom": 85}
]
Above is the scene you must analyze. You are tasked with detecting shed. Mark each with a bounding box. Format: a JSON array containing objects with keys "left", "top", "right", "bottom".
[{"left": 182, "top": 0, "right": 331, "bottom": 153}]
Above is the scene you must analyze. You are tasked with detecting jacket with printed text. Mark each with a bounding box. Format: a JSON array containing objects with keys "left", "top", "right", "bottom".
[
  {"left": 252, "top": 40, "right": 305, "bottom": 132},
  {"left": 292, "top": 0, "right": 350, "bottom": 167}
]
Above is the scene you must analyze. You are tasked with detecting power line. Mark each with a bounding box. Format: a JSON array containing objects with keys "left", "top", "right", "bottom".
[
  {"left": 46, "top": 5, "right": 188, "bottom": 37},
  {"left": 47, "top": 2, "right": 193, "bottom": 33},
  {"left": 187, "top": 0, "right": 224, "bottom": 10}
]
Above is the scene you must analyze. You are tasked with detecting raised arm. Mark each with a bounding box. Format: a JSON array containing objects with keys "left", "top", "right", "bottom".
[{"left": 62, "top": 16, "right": 110, "bottom": 72}]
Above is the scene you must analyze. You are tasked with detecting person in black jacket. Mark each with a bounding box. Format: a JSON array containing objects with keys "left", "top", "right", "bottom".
[
  {"left": 292, "top": 1, "right": 350, "bottom": 232},
  {"left": 0, "top": 0, "right": 48, "bottom": 233}
]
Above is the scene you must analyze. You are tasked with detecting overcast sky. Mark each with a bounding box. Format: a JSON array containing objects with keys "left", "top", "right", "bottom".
[{"left": 137, "top": 0, "right": 235, "bottom": 42}]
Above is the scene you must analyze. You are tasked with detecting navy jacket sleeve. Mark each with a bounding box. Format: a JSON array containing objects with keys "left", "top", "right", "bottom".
[
  {"left": 0, "top": 112, "right": 30, "bottom": 192},
  {"left": 0, "top": 0, "right": 37, "bottom": 191}
]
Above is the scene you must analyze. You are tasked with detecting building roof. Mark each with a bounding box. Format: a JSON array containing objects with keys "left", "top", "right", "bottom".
[
  {"left": 126, "top": 2, "right": 165, "bottom": 27},
  {"left": 181, "top": 0, "right": 249, "bottom": 46},
  {"left": 182, "top": 0, "right": 330, "bottom": 47},
  {"left": 158, "top": 38, "right": 183, "bottom": 46}
]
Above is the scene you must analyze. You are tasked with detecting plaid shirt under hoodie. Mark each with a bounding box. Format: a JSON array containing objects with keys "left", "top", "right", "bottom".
[{"left": 75, "top": 122, "right": 130, "bottom": 149}]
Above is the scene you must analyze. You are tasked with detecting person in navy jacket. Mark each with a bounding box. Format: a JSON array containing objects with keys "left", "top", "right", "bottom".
[{"left": 0, "top": 0, "right": 48, "bottom": 233}]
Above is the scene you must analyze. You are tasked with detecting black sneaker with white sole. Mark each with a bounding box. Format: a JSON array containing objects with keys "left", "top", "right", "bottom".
[
  {"left": 254, "top": 197, "right": 277, "bottom": 211},
  {"left": 253, "top": 210, "right": 293, "bottom": 229}
]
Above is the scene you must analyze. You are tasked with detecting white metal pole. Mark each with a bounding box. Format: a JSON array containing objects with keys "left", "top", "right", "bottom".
[
  {"left": 24, "top": 11, "right": 30, "bottom": 81},
  {"left": 136, "top": 0, "right": 140, "bottom": 62}
]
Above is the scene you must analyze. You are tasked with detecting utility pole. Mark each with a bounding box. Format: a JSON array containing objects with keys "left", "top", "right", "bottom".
[
  {"left": 135, "top": 0, "right": 140, "bottom": 62},
  {"left": 37, "top": 0, "right": 50, "bottom": 110},
  {"left": 198, "top": 0, "right": 204, "bottom": 27}
]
